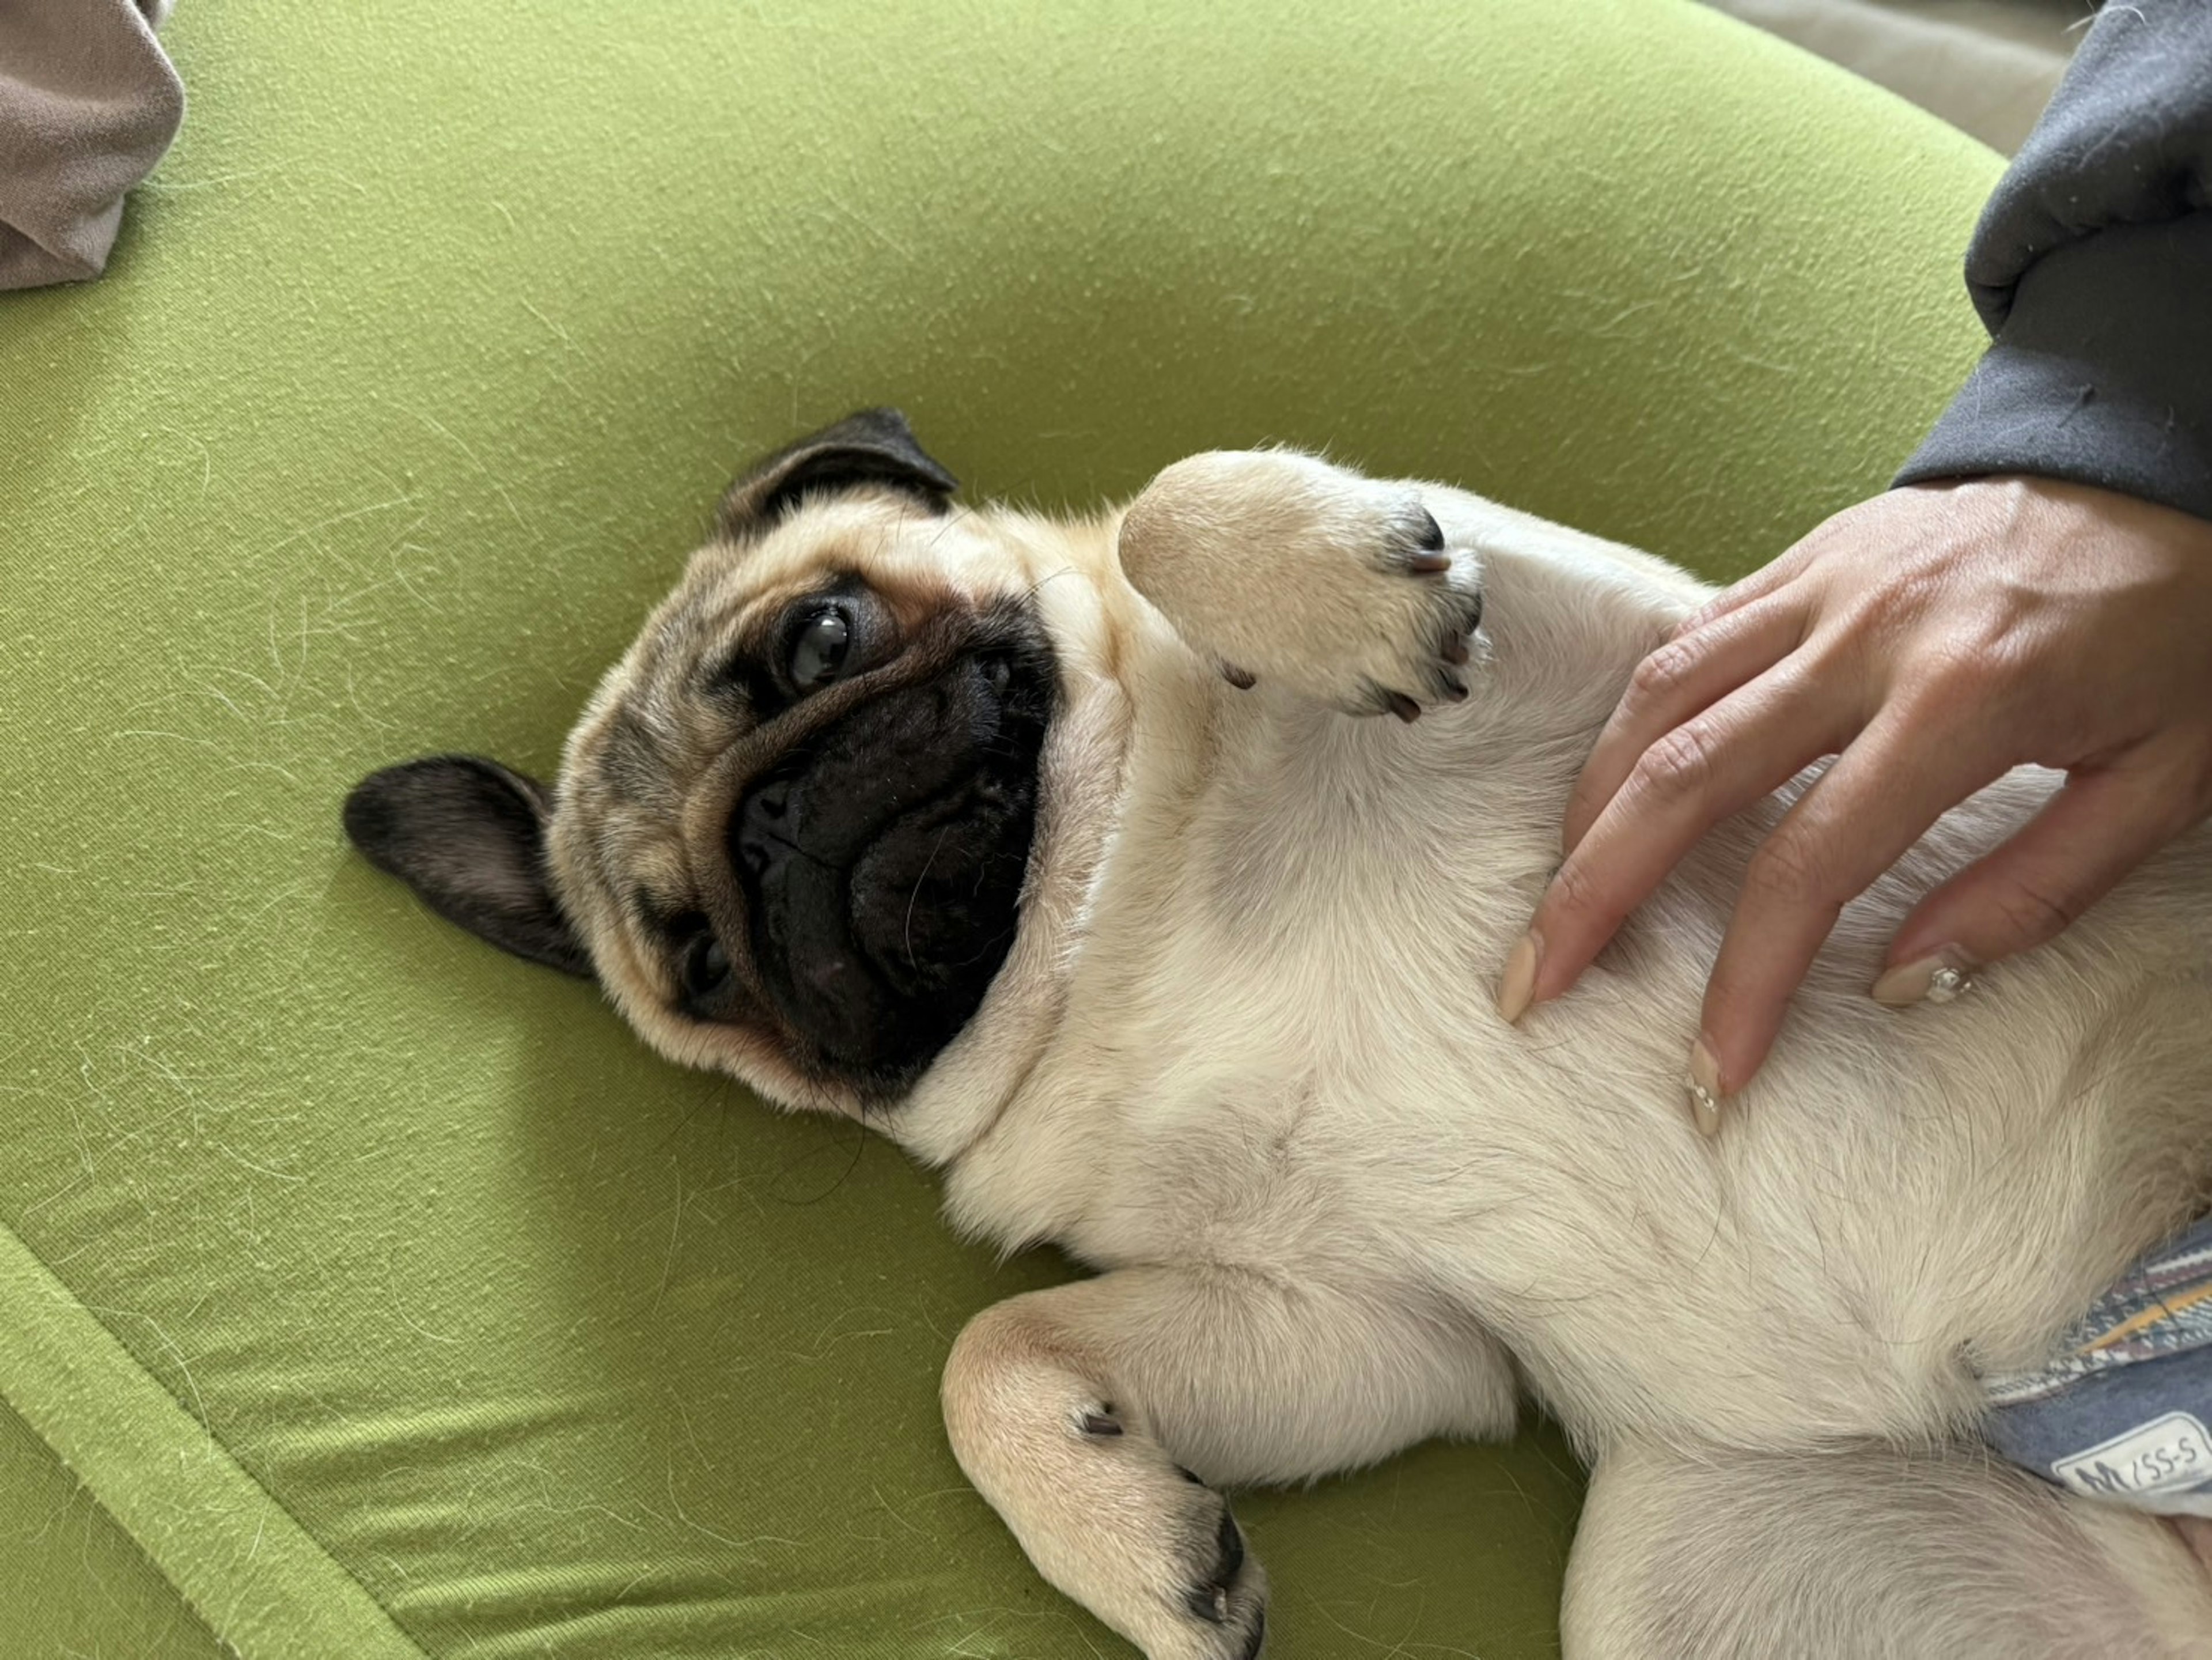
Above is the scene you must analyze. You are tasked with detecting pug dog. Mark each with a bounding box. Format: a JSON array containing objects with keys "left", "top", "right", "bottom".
[{"left": 345, "top": 410, "right": 2212, "bottom": 1659}]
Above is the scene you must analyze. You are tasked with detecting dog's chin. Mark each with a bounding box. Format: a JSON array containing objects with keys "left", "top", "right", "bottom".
[{"left": 731, "top": 633, "right": 1055, "bottom": 1093}]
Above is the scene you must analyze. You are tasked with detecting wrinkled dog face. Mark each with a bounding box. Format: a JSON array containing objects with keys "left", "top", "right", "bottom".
[{"left": 345, "top": 411, "right": 1086, "bottom": 1114}]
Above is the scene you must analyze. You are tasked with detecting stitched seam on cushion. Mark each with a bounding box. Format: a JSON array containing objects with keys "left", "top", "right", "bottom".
[
  {"left": 0, "top": 1214, "right": 432, "bottom": 1660},
  {"left": 0, "top": 1387, "right": 234, "bottom": 1658}
]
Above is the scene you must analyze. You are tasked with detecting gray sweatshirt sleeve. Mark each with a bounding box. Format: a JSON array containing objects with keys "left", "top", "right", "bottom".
[{"left": 1892, "top": 0, "right": 2212, "bottom": 523}]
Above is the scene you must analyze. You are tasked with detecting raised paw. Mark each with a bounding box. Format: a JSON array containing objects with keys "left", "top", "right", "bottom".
[
  {"left": 1116, "top": 449, "right": 1486, "bottom": 721},
  {"left": 1349, "top": 498, "right": 1487, "bottom": 720}
]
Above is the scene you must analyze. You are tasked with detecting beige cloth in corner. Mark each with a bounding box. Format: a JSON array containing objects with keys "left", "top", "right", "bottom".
[
  {"left": 1699, "top": 0, "right": 2073, "bottom": 156},
  {"left": 0, "top": 0, "right": 183, "bottom": 289}
]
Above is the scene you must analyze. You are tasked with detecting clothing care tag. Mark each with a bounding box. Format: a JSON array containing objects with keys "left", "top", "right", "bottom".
[
  {"left": 2054, "top": 1412, "right": 2212, "bottom": 1510},
  {"left": 1984, "top": 1217, "right": 2212, "bottom": 1518}
]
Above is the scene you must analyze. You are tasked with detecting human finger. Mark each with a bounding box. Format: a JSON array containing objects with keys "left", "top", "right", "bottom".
[
  {"left": 1562, "top": 596, "right": 1806, "bottom": 854},
  {"left": 1874, "top": 746, "right": 2212, "bottom": 1005},
  {"left": 1686, "top": 707, "right": 2008, "bottom": 1129},
  {"left": 1508, "top": 661, "right": 1847, "bottom": 1021}
]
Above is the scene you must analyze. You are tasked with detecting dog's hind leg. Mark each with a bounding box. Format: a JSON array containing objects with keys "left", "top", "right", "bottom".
[
  {"left": 941, "top": 1264, "right": 1516, "bottom": 1660},
  {"left": 1561, "top": 1436, "right": 2212, "bottom": 1659}
]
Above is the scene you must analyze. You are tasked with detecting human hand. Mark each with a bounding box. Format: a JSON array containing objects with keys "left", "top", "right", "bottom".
[{"left": 1494, "top": 476, "right": 2212, "bottom": 1131}]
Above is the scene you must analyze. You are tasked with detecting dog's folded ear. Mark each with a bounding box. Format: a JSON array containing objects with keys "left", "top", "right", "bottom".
[
  {"left": 342, "top": 755, "right": 593, "bottom": 979},
  {"left": 717, "top": 407, "right": 957, "bottom": 539}
]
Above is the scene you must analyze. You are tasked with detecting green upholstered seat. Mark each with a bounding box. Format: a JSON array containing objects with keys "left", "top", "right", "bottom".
[{"left": 0, "top": 1, "right": 1999, "bottom": 1653}]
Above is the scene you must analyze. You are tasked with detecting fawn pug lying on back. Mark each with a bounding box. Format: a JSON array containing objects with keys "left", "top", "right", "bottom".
[{"left": 347, "top": 410, "right": 2212, "bottom": 1658}]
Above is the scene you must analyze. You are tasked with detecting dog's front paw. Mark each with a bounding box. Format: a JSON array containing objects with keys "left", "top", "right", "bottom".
[
  {"left": 1327, "top": 490, "right": 1487, "bottom": 722},
  {"left": 1049, "top": 1406, "right": 1270, "bottom": 1660},
  {"left": 1117, "top": 450, "right": 1486, "bottom": 721},
  {"left": 948, "top": 1385, "right": 1270, "bottom": 1659}
]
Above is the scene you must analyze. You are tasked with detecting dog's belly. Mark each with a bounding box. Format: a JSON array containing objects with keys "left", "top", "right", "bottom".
[
  {"left": 956, "top": 809, "right": 2212, "bottom": 1465},
  {"left": 1040, "top": 988, "right": 2209, "bottom": 1459},
  {"left": 943, "top": 651, "right": 2212, "bottom": 1459},
  {"left": 1048, "top": 1087, "right": 2013, "bottom": 1450}
]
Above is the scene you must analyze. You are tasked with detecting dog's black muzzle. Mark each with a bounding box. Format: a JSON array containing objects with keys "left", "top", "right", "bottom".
[{"left": 730, "top": 630, "right": 1054, "bottom": 1090}]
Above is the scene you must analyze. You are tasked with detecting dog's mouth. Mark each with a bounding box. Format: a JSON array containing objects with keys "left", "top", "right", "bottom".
[{"left": 729, "top": 632, "right": 1055, "bottom": 1089}]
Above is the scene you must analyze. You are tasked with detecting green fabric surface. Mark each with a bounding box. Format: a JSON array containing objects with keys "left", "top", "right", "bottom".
[
  {"left": 0, "top": 1396, "right": 231, "bottom": 1660},
  {"left": 0, "top": 1215, "right": 422, "bottom": 1658},
  {"left": 0, "top": 0, "right": 1999, "bottom": 1654}
]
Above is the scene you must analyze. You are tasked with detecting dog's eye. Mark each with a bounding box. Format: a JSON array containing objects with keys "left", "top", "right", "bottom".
[
  {"left": 680, "top": 928, "right": 730, "bottom": 1007},
  {"left": 788, "top": 608, "right": 851, "bottom": 690}
]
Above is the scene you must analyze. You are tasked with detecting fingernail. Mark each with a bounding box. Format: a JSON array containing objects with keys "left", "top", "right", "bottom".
[
  {"left": 1496, "top": 931, "right": 1541, "bottom": 1024},
  {"left": 1686, "top": 1038, "right": 1724, "bottom": 1137},
  {"left": 1871, "top": 948, "right": 1978, "bottom": 1008}
]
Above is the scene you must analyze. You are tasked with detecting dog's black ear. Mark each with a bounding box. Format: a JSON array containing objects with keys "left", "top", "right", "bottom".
[
  {"left": 717, "top": 407, "right": 957, "bottom": 538},
  {"left": 342, "top": 755, "right": 593, "bottom": 979}
]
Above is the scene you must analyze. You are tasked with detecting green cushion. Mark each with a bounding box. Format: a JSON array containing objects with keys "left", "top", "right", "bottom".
[{"left": 0, "top": 1, "right": 1998, "bottom": 1654}]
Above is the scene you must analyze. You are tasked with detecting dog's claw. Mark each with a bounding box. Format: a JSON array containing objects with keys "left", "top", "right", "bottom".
[
  {"left": 1184, "top": 1509, "right": 1246, "bottom": 1624},
  {"left": 1221, "top": 662, "right": 1257, "bottom": 690},
  {"left": 1213, "top": 1509, "right": 1245, "bottom": 1583},
  {"left": 1386, "top": 692, "right": 1422, "bottom": 723}
]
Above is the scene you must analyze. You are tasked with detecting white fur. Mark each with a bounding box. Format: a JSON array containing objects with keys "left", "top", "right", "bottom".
[
  {"left": 873, "top": 455, "right": 2212, "bottom": 1658},
  {"left": 550, "top": 449, "right": 2212, "bottom": 1657}
]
